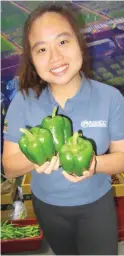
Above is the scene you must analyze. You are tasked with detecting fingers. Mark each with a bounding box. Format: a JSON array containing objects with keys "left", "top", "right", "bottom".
[
  {"left": 34, "top": 161, "right": 50, "bottom": 173},
  {"left": 62, "top": 171, "right": 86, "bottom": 183},
  {"left": 89, "top": 153, "right": 96, "bottom": 175},
  {"left": 53, "top": 154, "right": 60, "bottom": 171},
  {"left": 44, "top": 156, "right": 58, "bottom": 174},
  {"left": 82, "top": 170, "right": 90, "bottom": 177},
  {"left": 34, "top": 153, "right": 96, "bottom": 179},
  {"left": 34, "top": 153, "right": 60, "bottom": 174}
]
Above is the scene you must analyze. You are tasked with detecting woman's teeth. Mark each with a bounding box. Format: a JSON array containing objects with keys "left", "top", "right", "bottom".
[{"left": 50, "top": 64, "right": 68, "bottom": 74}]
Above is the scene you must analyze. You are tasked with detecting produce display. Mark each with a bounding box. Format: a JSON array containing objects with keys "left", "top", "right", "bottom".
[
  {"left": 1, "top": 221, "right": 40, "bottom": 240},
  {"left": 59, "top": 132, "right": 94, "bottom": 176},
  {"left": 41, "top": 107, "right": 72, "bottom": 152},
  {"left": 18, "top": 127, "right": 55, "bottom": 165}
]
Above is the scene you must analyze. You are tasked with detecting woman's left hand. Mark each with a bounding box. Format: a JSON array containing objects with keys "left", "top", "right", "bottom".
[{"left": 62, "top": 153, "right": 97, "bottom": 183}]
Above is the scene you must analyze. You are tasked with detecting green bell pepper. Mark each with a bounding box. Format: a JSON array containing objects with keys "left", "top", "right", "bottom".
[
  {"left": 41, "top": 107, "right": 72, "bottom": 152},
  {"left": 18, "top": 127, "right": 55, "bottom": 165},
  {"left": 59, "top": 132, "right": 94, "bottom": 176}
]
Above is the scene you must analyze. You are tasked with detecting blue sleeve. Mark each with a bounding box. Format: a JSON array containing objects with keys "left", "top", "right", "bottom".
[
  {"left": 3, "top": 91, "right": 26, "bottom": 143},
  {"left": 109, "top": 89, "right": 124, "bottom": 141}
]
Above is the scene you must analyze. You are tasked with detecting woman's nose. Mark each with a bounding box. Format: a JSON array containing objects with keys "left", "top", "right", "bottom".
[{"left": 49, "top": 47, "right": 63, "bottom": 63}]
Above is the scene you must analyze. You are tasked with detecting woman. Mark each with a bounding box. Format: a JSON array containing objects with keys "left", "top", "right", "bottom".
[{"left": 2, "top": 2, "right": 124, "bottom": 255}]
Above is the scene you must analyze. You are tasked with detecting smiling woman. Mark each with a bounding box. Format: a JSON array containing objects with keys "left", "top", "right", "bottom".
[
  {"left": 27, "top": 11, "right": 85, "bottom": 99},
  {"left": 2, "top": 1, "right": 124, "bottom": 255},
  {"left": 18, "top": 2, "right": 90, "bottom": 98}
]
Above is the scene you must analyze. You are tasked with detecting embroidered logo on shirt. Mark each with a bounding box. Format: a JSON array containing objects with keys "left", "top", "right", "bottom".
[
  {"left": 3, "top": 120, "right": 8, "bottom": 133},
  {"left": 81, "top": 120, "right": 107, "bottom": 128}
]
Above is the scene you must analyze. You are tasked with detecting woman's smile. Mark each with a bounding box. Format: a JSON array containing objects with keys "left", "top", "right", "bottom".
[{"left": 50, "top": 64, "right": 69, "bottom": 76}]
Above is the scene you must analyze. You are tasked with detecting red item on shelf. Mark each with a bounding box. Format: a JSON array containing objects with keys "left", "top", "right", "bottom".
[
  {"left": 115, "top": 197, "right": 124, "bottom": 241},
  {"left": 1, "top": 218, "right": 44, "bottom": 253}
]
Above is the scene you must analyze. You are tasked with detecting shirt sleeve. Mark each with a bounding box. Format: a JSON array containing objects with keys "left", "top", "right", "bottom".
[
  {"left": 109, "top": 89, "right": 124, "bottom": 141},
  {"left": 3, "top": 91, "right": 26, "bottom": 143}
]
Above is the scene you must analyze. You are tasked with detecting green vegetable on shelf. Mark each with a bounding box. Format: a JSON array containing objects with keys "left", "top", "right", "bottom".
[
  {"left": 59, "top": 132, "right": 94, "bottom": 176},
  {"left": 1, "top": 221, "right": 40, "bottom": 240},
  {"left": 41, "top": 107, "right": 72, "bottom": 152},
  {"left": 18, "top": 127, "right": 55, "bottom": 166}
]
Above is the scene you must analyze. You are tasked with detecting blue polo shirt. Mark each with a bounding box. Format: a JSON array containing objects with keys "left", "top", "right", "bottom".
[{"left": 3, "top": 74, "right": 124, "bottom": 206}]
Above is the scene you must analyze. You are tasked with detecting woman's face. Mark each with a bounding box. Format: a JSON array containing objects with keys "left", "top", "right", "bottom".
[{"left": 29, "top": 12, "right": 83, "bottom": 86}]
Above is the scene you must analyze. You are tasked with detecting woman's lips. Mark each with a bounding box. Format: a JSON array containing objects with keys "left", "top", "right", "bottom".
[{"left": 50, "top": 64, "right": 69, "bottom": 76}]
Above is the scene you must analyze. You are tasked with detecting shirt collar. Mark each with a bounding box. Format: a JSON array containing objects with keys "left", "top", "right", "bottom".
[{"left": 46, "top": 72, "right": 92, "bottom": 108}]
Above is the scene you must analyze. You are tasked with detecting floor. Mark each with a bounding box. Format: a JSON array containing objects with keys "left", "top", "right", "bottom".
[
  {"left": 3, "top": 239, "right": 124, "bottom": 255},
  {"left": 118, "top": 241, "right": 124, "bottom": 255}
]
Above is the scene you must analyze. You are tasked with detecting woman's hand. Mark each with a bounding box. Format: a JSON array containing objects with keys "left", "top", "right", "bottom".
[
  {"left": 34, "top": 154, "right": 60, "bottom": 174},
  {"left": 62, "top": 153, "right": 97, "bottom": 183}
]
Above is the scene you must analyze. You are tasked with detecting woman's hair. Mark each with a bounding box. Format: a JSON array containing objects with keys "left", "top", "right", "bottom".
[{"left": 18, "top": 1, "right": 91, "bottom": 97}]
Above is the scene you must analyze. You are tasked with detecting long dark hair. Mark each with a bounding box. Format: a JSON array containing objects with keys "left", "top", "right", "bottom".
[{"left": 18, "top": 1, "right": 91, "bottom": 98}]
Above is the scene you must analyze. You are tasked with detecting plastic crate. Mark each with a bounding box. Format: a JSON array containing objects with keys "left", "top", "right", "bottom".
[
  {"left": 112, "top": 173, "right": 124, "bottom": 197},
  {"left": 21, "top": 173, "right": 36, "bottom": 218},
  {"left": 21, "top": 172, "right": 31, "bottom": 195},
  {"left": 115, "top": 197, "right": 124, "bottom": 241},
  {"left": 1, "top": 180, "right": 17, "bottom": 205},
  {"left": 1, "top": 218, "right": 43, "bottom": 253}
]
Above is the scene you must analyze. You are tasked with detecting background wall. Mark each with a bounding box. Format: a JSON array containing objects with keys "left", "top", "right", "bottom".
[{"left": 1, "top": 1, "right": 124, "bottom": 154}]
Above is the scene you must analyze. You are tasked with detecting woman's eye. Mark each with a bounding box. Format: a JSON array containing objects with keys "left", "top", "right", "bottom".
[
  {"left": 60, "top": 40, "right": 68, "bottom": 45},
  {"left": 38, "top": 48, "right": 46, "bottom": 53}
]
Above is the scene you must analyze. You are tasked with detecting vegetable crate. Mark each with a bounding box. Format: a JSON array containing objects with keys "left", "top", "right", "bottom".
[
  {"left": 21, "top": 173, "right": 35, "bottom": 218},
  {"left": 21, "top": 172, "right": 31, "bottom": 195},
  {"left": 1, "top": 179, "right": 17, "bottom": 221},
  {"left": 1, "top": 179, "right": 17, "bottom": 205},
  {"left": 115, "top": 197, "right": 124, "bottom": 241},
  {"left": 112, "top": 173, "right": 124, "bottom": 197},
  {"left": 1, "top": 218, "right": 43, "bottom": 253}
]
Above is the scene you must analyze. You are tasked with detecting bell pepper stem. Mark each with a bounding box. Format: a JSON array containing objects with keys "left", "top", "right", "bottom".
[
  {"left": 52, "top": 107, "right": 58, "bottom": 118},
  {"left": 73, "top": 132, "right": 79, "bottom": 147},
  {"left": 20, "top": 128, "right": 34, "bottom": 140}
]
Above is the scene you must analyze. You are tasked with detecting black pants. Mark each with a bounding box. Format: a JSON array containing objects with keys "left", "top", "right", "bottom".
[{"left": 32, "top": 189, "right": 118, "bottom": 255}]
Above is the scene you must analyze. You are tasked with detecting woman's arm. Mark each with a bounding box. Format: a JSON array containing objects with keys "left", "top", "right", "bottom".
[
  {"left": 2, "top": 140, "right": 34, "bottom": 178},
  {"left": 2, "top": 140, "right": 60, "bottom": 179},
  {"left": 96, "top": 140, "right": 124, "bottom": 175}
]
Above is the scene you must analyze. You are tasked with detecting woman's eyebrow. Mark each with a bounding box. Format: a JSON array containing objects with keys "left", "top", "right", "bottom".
[
  {"left": 57, "top": 31, "right": 72, "bottom": 39},
  {"left": 31, "top": 32, "right": 72, "bottom": 51}
]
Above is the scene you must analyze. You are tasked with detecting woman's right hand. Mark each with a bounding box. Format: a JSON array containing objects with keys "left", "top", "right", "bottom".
[{"left": 34, "top": 154, "right": 60, "bottom": 174}]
